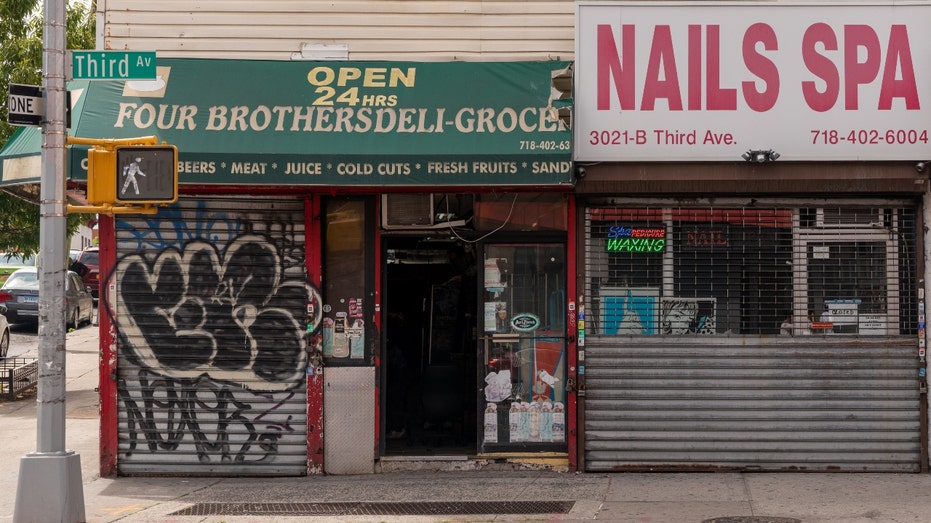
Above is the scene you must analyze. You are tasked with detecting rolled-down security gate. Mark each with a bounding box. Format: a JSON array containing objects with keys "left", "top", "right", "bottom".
[
  {"left": 582, "top": 202, "right": 922, "bottom": 472},
  {"left": 114, "top": 197, "right": 310, "bottom": 475},
  {"left": 583, "top": 338, "right": 920, "bottom": 472}
]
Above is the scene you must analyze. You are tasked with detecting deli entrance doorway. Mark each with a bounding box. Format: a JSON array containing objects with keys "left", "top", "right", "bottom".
[
  {"left": 382, "top": 236, "right": 478, "bottom": 455},
  {"left": 381, "top": 235, "right": 570, "bottom": 457}
]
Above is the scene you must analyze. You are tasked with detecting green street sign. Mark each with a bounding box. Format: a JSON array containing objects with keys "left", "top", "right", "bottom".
[{"left": 71, "top": 51, "right": 157, "bottom": 80}]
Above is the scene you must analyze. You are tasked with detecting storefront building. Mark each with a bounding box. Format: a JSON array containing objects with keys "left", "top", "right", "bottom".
[
  {"left": 0, "top": 0, "right": 587, "bottom": 477},
  {"left": 572, "top": 2, "right": 929, "bottom": 472},
  {"left": 4, "top": 0, "right": 928, "bottom": 476},
  {"left": 2, "top": 0, "right": 577, "bottom": 475},
  {"left": 2, "top": 57, "right": 579, "bottom": 475}
]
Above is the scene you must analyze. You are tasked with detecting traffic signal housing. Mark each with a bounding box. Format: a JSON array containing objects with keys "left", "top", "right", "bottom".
[
  {"left": 113, "top": 145, "right": 178, "bottom": 204},
  {"left": 86, "top": 144, "right": 178, "bottom": 205}
]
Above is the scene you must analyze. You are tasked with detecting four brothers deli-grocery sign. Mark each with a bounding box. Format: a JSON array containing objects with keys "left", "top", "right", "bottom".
[{"left": 574, "top": 2, "right": 931, "bottom": 162}]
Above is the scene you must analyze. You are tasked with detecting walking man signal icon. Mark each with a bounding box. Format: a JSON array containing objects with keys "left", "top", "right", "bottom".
[{"left": 121, "top": 156, "right": 146, "bottom": 195}]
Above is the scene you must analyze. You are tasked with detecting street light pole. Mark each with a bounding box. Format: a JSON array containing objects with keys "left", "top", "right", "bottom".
[{"left": 13, "top": 0, "right": 86, "bottom": 520}]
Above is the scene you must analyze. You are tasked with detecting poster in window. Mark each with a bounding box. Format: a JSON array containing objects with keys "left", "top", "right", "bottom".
[
  {"left": 598, "top": 287, "right": 659, "bottom": 335},
  {"left": 659, "top": 297, "right": 717, "bottom": 335}
]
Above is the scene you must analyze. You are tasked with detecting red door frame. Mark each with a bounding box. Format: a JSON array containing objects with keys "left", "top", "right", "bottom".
[{"left": 98, "top": 214, "right": 118, "bottom": 477}]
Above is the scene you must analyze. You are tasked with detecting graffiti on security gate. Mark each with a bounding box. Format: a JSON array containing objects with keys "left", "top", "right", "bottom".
[
  {"left": 118, "top": 370, "right": 298, "bottom": 462},
  {"left": 115, "top": 236, "right": 309, "bottom": 389},
  {"left": 111, "top": 207, "right": 314, "bottom": 465},
  {"left": 116, "top": 201, "right": 306, "bottom": 273}
]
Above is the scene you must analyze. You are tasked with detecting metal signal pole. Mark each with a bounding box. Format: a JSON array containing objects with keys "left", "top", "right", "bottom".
[{"left": 13, "top": 0, "right": 86, "bottom": 520}]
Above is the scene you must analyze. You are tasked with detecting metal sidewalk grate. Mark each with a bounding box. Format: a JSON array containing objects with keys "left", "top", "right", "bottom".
[
  {"left": 171, "top": 500, "right": 575, "bottom": 516},
  {"left": 704, "top": 518, "right": 802, "bottom": 523}
]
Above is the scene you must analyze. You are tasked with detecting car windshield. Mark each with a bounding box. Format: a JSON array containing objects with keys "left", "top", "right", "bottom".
[
  {"left": 1, "top": 254, "right": 35, "bottom": 266},
  {"left": 3, "top": 271, "right": 39, "bottom": 290},
  {"left": 79, "top": 251, "right": 99, "bottom": 265}
]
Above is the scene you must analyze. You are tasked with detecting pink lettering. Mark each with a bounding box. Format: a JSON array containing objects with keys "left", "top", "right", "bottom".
[
  {"left": 802, "top": 23, "right": 839, "bottom": 112},
  {"left": 688, "top": 25, "right": 702, "bottom": 110},
  {"left": 742, "top": 23, "right": 779, "bottom": 112},
  {"left": 706, "top": 25, "right": 736, "bottom": 110},
  {"left": 641, "top": 25, "right": 683, "bottom": 110},
  {"left": 594, "top": 21, "right": 920, "bottom": 114},
  {"left": 597, "top": 24, "right": 635, "bottom": 111},
  {"left": 878, "top": 25, "right": 919, "bottom": 110},
  {"left": 845, "top": 25, "right": 882, "bottom": 110},
  {"left": 804, "top": 23, "right": 919, "bottom": 111}
]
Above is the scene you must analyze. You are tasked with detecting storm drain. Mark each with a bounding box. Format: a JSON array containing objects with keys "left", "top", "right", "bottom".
[
  {"left": 171, "top": 500, "right": 575, "bottom": 517},
  {"left": 703, "top": 518, "right": 802, "bottom": 523}
]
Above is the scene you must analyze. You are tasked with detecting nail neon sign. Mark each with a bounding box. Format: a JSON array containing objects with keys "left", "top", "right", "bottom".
[{"left": 606, "top": 226, "right": 666, "bottom": 252}]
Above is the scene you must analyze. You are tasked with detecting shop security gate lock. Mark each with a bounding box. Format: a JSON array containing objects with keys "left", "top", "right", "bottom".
[{"left": 66, "top": 135, "right": 178, "bottom": 216}]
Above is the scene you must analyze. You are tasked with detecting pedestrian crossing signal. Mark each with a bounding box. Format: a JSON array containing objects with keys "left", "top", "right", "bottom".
[{"left": 113, "top": 145, "right": 178, "bottom": 204}]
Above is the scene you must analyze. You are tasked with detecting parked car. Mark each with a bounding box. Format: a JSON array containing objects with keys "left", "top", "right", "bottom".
[
  {"left": 0, "top": 267, "right": 94, "bottom": 329},
  {"left": 0, "top": 253, "right": 36, "bottom": 285},
  {"left": 74, "top": 246, "right": 99, "bottom": 300},
  {"left": 0, "top": 304, "right": 9, "bottom": 358}
]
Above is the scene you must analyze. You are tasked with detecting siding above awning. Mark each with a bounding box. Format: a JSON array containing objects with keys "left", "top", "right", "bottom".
[{"left": 2, "top": 59, "right": 574, "bottom": 189}]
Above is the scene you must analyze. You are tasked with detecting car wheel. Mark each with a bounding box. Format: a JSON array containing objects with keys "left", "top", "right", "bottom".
[{"left": 0, "top": 329, "right": 9, "bottom": 359}]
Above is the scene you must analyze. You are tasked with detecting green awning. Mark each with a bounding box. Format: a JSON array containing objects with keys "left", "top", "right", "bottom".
[
  {"left": 0, "top": 126, "right": 42, "bottom": 185},
  {"left": 4, "top": 59, "right": 574, "bottom": 188}
]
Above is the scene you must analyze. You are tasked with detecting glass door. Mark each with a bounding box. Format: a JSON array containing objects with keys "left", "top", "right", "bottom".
[{"left": 480, "top": 243, "right": 567, "bottom": 452}]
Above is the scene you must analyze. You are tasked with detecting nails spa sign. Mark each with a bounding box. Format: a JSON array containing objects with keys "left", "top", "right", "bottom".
[{"left": 574, "top": 2, "right": 931, "bottom": 162}]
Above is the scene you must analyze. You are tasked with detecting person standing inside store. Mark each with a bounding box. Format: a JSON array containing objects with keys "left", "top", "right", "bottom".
[{"left": 780, "top": 313, "right": 793, "bottom": 336}]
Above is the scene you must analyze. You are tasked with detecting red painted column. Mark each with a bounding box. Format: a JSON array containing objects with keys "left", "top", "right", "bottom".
[
  {"left": 97, "top": 214, "right": 118, "bottom": 477},
  {"left": 305, "top": 195, "right": 325, "bottom": 473},
  {"left": 565, "top": 196, "right": 580, "bottom": 473}
]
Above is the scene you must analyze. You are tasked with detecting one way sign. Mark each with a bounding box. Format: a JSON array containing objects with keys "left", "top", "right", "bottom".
[{"left": 7, "top": 84, "right": 44, "bottom": 126}]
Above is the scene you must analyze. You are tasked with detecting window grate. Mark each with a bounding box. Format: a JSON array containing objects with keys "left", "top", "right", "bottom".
[{"left": 584, "top": 205, "right": 918, "bottom": 337}]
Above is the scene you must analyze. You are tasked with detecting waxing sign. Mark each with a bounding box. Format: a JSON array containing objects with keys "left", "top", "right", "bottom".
[{"left": 574, "top": 2, "right": 931, "bottom": 161}]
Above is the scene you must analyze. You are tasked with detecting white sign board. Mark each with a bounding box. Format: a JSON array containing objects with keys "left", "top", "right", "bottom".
[
  {"left": 7, "top": 84, "right": 43, "bottom": 126},
  {"left": 574, "top": 2, "right": 931, "bottom": 161}
]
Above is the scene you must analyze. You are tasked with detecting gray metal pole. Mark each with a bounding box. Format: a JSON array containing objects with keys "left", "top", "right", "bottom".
[{"left": 13, "top": 0, "right": 86, "bottom": 520}]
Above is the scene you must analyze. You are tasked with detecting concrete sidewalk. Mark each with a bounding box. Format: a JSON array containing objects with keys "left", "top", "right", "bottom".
[
  {"left": 4, "top": 325, "right": 931, "bottom": 522},
  {"left": 76, "top": 470, "right": 931, "bottom": 523}
]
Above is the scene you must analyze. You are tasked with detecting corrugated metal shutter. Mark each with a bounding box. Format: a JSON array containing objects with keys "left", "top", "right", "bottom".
[
  {"left": 584, "top": 338, "right": 920, "bottom": 472},
  {"left": 115, "top": 198, "right": 309, "bottom": 475},
  {"left": 582, "top": 201, "right": 922, "bottom": 472}
]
